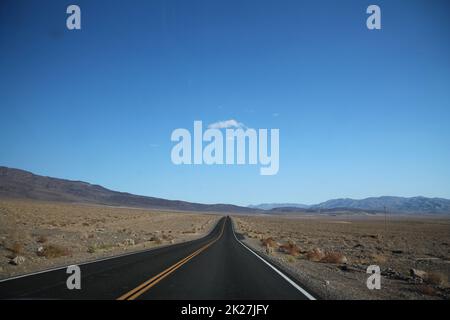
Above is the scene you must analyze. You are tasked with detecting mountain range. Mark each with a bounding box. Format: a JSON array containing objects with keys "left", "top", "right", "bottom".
[
  {"left": 250, "top": 196, "right": 450, "bottom": 214},
  {"left": 1, "top": 166, "right": 449, "bottom": 214},
  {"left": 0, "top": 166, "right": 258, "bottom": 213},
  {"left": 248, "top": 203, "right": 310, "bottom": 210}
]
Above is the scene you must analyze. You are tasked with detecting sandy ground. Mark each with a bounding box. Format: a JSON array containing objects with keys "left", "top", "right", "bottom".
[
  {"left": 0, "top": 200, "right": 220, "bottom": 280},
  {"left": 233, "top": 214, "right": 450, "bottom": 300}
]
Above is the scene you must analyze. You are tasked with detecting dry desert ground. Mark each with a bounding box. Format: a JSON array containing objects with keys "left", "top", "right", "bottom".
[
  {"left": 233, "top": 214, "right": 450, "bottom": 300},
  {"left": 0, "top": 199, "right": 220, "bottom": 279}
]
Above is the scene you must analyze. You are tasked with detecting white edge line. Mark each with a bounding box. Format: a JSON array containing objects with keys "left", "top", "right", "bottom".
[
  {"left": 230, "top": 217, "right": 317, "bottom": 301},
  {"left": 0, "top": 217, "right": 225, "bottom": 283}
]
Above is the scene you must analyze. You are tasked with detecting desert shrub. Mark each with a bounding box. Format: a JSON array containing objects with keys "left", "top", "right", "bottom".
[
  {"left": 265, "top": 245, "right": 274, "bottom": 255},
  {"left": 426, "top": 272, "right": 446, "bottom": 286},
  {"left": 150, "top": 236, "right": 163, "bottom": 244},
  {"left": 150, "top": 235, "right": 162, "bottom": 242},
  {"left": 371, "top": 253, "right": 387, "bottom": 264},
  {"left": 8, "top": 242, "right": 23, "bottom": 255},
  {"left": 101, "top": 243, "right": 113, "bottom": 250},
  {"left": 87, "top": 243, "right": 113, "bottom": 253},
  {"left": 37, "top": 235, "right": 48, "bottom": 243},
  {"left": 286, "top": 256, "right": 296, "bottom": 263},
  {"left": 417, "top": 285, "right": 438, "bottom": 296},
  {"left": 321, "top": 252, "right": 348, "bottom": 264},
  {"left": 306, "top": 248, "right": 325, "bottom": 262},
  {"left": 279, "top": 242, "right": 301, "bottom": 256},
  {"left": 261, "top": 237, "right": 277, "bottom": 248},
  {"left": 37, "top": 245, "right": 70, "bottom": 258}
]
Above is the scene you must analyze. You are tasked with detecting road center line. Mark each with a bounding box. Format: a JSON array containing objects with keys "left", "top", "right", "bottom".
[{"left": 117, "top": 217, "right": 227, "bottom": 300}]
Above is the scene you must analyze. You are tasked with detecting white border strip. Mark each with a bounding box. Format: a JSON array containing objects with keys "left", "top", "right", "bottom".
[
  {"left": 230, "top": 218, "right": 317, "bottom": 300},
  {"left": 0, "top": 217, "right": 224, "bottom": 283}
]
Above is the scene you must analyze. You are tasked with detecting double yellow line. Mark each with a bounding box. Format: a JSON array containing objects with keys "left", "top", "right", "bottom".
[{"left": 117, "top": 217, "right": 227, "bottom": 300}]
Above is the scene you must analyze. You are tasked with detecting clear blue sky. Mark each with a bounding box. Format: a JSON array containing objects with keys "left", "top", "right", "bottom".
[{"left": 1, "top": 0, "right": 450, "bottom": 206}]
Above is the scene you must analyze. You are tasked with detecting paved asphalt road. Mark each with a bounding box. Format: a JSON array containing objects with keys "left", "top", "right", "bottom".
[{"left": 0, "top": 217, "right": 314, "bottom": 300}]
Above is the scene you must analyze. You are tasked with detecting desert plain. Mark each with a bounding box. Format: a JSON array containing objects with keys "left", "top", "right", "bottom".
[
  {"left": 1, "top": 199, "right": 449, "bottom": 300},
  {"left": 0, "top": 199, "right": 219, "bottom": 279},
  {"left": 233, "top": 214, "right": 450, "bottom": 299}
]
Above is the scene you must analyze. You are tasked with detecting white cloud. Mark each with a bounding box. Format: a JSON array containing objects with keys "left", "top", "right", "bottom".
[{"left": 208, "top": 119, "right": 247, "bottom": 130}]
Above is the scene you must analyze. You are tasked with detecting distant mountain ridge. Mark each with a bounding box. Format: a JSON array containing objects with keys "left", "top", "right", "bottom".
[
  {"left": 248, "top": 203, "right": 310, "bottom": 210},
  {"left": 0, "top": 166, "right": 259, "bottom": 213},
  {"left": 2, "top": 166, "right": 449, "bottom": 215},
  {"left": 251, "top": 196, "right": 450, "bottom": 214},
  {"left": 312, "top": 196, "right": 450, "bottom": 214}
]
